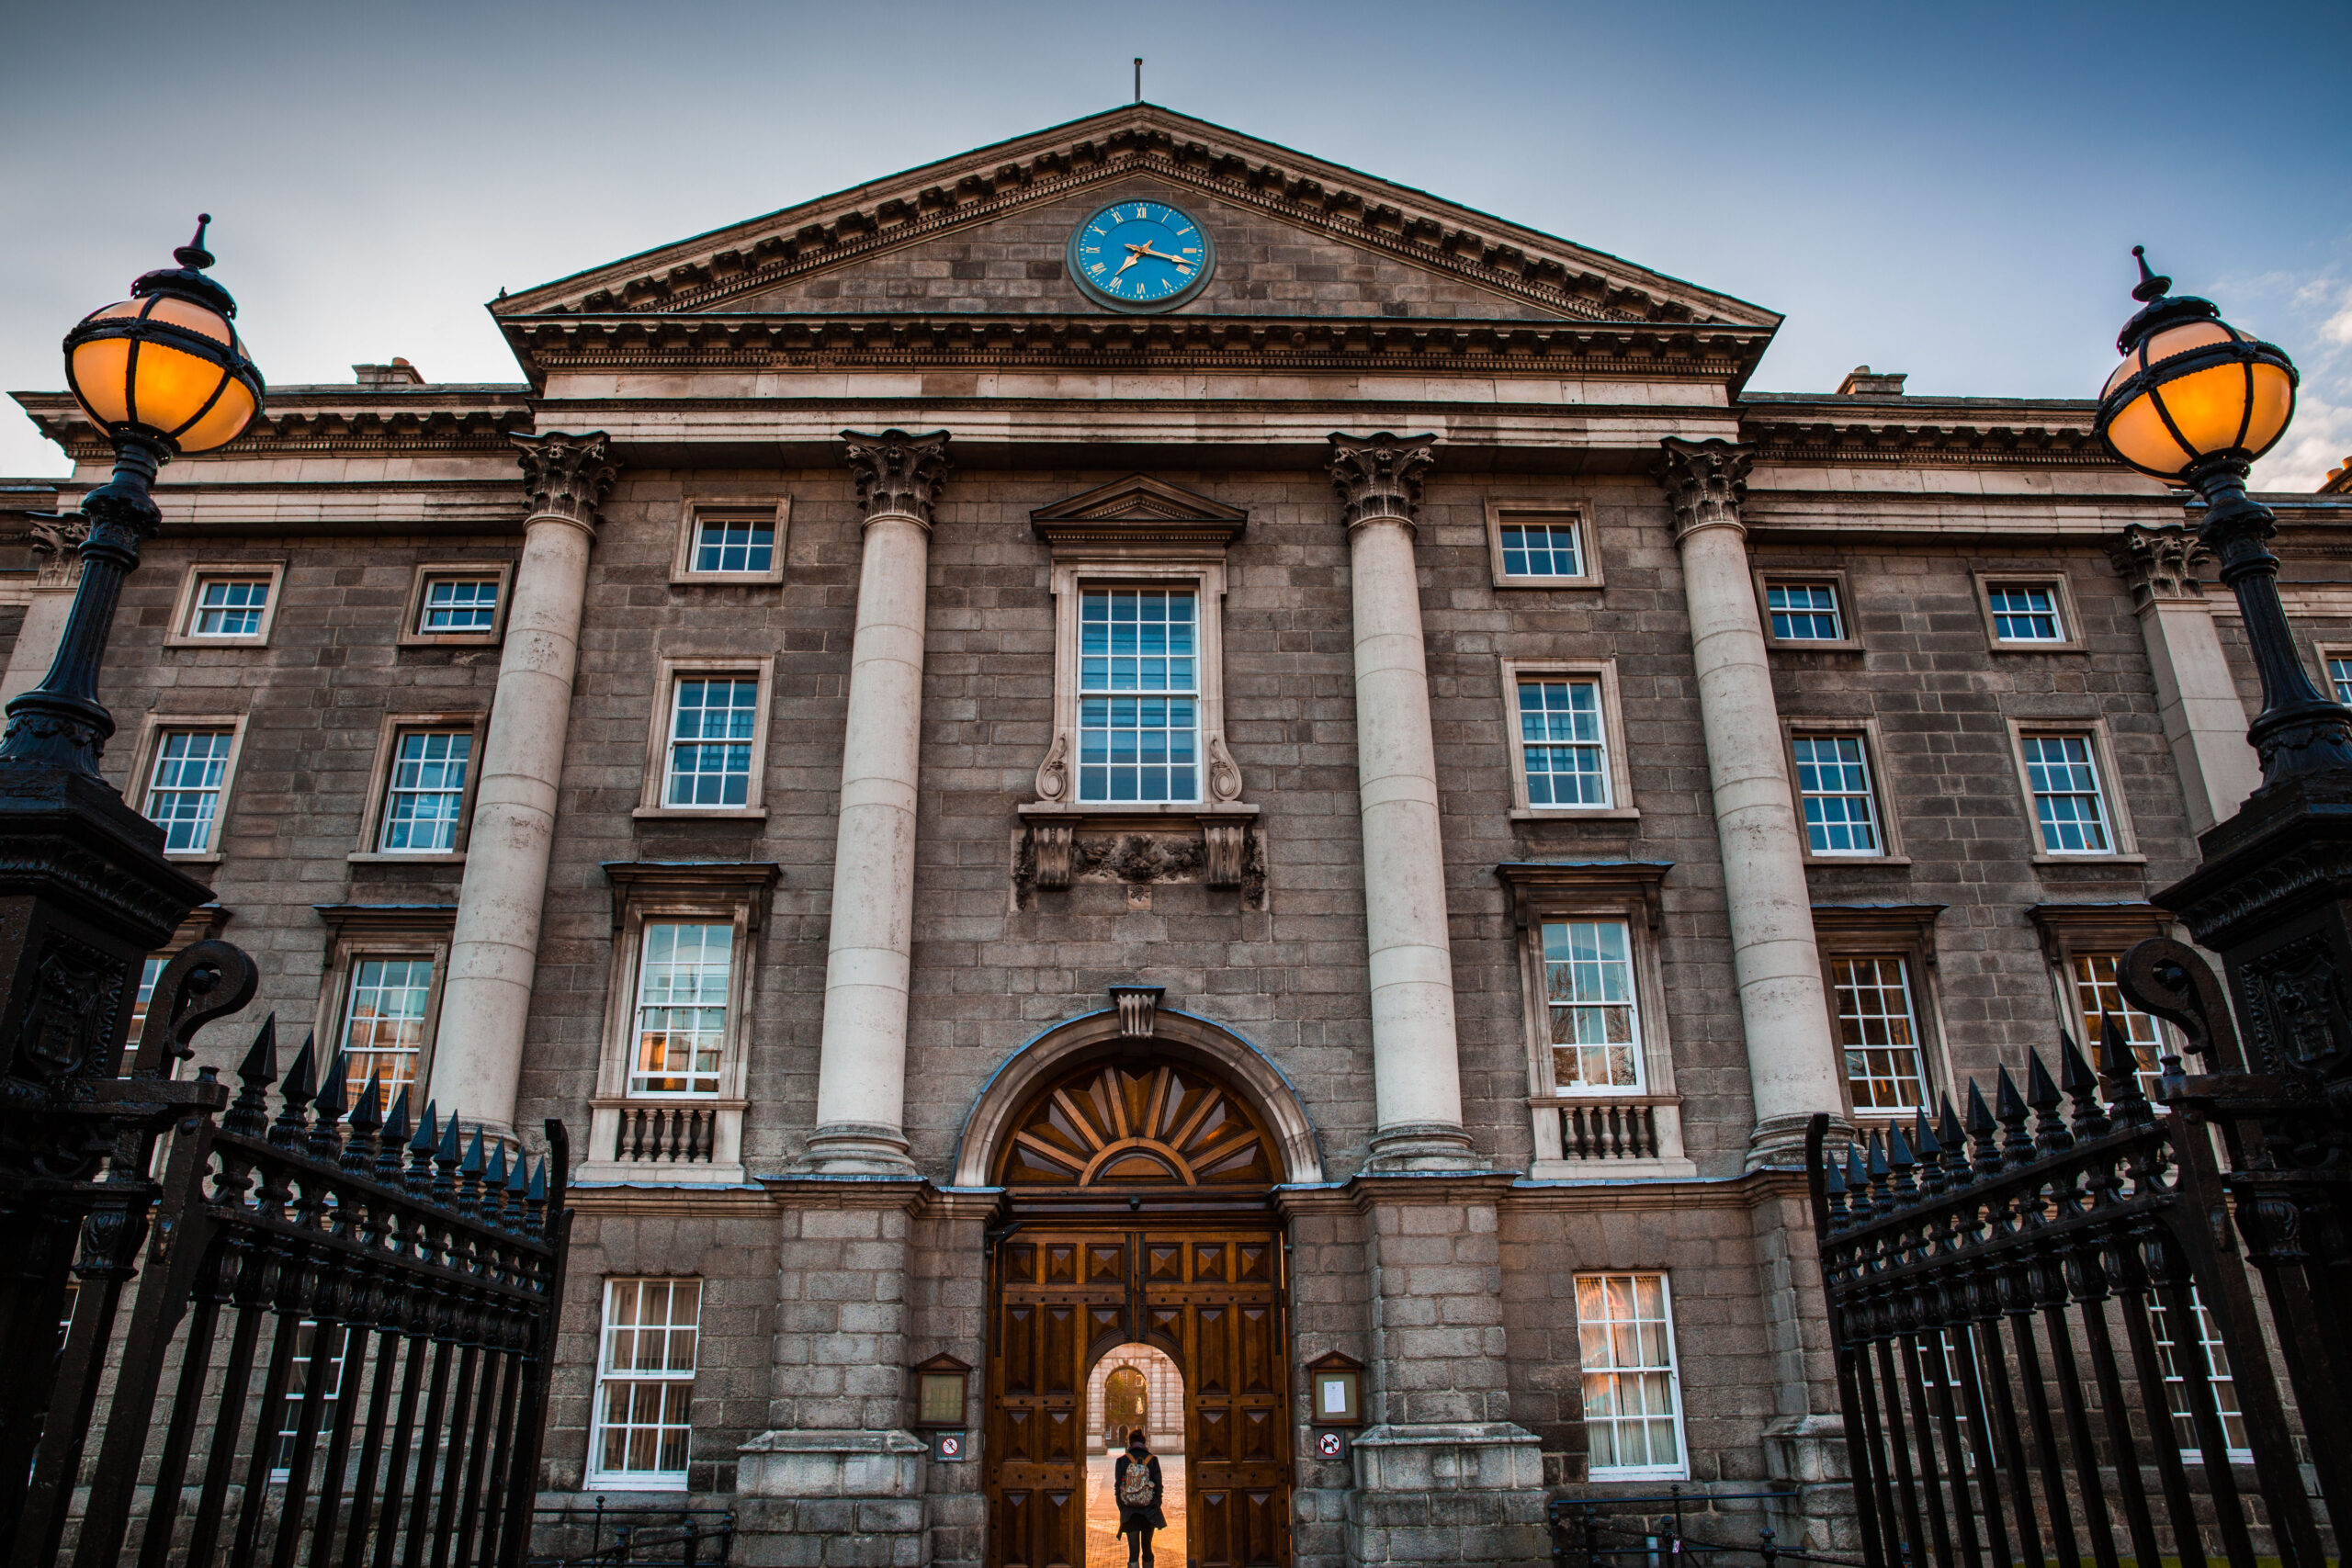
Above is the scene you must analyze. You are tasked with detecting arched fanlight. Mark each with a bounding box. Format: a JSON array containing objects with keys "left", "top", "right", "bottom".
[
  {"left": 2096, "top": 246, "right": 2297, "bottom": 484},
  {"left": 62, "top": 215, "right": 264, "bottom": 457}
]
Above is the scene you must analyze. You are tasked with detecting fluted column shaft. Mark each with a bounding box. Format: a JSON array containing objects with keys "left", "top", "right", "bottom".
[
  {"left": 803, "top": 430, "right": 951, "bottom": 1174},
  {"left": 1330, "top": 434, "right": 1476, "bottom": 1169},
  {"left": 428, "top": 433, "right": 618, "bottom": 1136},
  {"left": 1659, "top": 437, "right": 1846, "bottom": 1166}
]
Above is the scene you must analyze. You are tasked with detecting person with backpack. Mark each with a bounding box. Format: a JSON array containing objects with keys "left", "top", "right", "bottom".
[{"left": 1112, "top": 1429, "right": 1166, "bottom": 1566}]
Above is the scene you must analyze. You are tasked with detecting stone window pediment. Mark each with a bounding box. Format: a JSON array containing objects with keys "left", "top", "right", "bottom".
[{"left": 1016, "top": 477, "right": 1262, "bottom": 911}]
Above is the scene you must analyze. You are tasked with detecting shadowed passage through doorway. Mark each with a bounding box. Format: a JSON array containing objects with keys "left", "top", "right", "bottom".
[{"left": 1085, "top": 1344, "right": 1185, "bottom": 1568}]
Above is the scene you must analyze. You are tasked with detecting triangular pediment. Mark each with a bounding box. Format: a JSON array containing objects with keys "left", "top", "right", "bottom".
[
  {"left": 1031, "top": 475, "right": 1247, "bottom": 551},
  {"left": 494, "top": 106, "right": 1776, "bottom": 334}
]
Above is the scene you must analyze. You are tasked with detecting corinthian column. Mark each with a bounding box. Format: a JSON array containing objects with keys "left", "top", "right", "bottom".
[
  {"left": 1657, "top": 437, "right": 1845, "bottom": 1167},
  {"left": 800, "top": 430, "right": 951, "bottom": 1175},
  {"left": 1329, "top": 433, "right": 1477, "bottom": 1170},
  {"left": 427, "top": 432, "right": 618, "bottom": 1136},
  {"left": 2109, "top": 524, "right": 2258, "bottom": 833}
]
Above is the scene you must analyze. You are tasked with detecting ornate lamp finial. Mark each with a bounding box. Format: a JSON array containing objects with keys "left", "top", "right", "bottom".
[
  {"left": 175, "top": 215, "right": 216, "bottom": 273},
  {"left": 2130, "top": 244, "right": 2170, "bottom": 304}
]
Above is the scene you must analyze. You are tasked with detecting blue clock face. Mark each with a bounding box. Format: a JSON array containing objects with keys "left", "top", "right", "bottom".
[{"left": 1067, "top": 199, "right": 1216, "bottom": 312}]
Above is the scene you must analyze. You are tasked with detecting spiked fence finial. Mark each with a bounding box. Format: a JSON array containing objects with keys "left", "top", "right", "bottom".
[
  {"left": 226, "top": 1015, "right": 280, "bottom": 1136},
  {"left": 271, "top": 1033, "right": 318, "bottom": 1147}
]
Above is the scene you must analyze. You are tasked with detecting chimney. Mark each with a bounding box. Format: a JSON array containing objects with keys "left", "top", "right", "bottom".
[
  {"left": 2323, "top": 457, "right": 2352, "bottom": 496},
  {"left": 354, "top": 356, "right": 425, "bottom": 387},
  {"left": 1835, "top": 365, "right": 1907, "bottom": 397}
]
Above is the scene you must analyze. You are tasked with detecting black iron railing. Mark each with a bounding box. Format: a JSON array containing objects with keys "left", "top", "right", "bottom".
[
  {"left": 1805, "top": 935, "right": 2345, "bottom": 1568},
  {"left": 0, "top": 943, "right": 572, "bottom": 1568}
]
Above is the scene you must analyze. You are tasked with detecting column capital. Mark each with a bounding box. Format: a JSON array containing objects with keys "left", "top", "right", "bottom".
[
  {"left": 842, "top": 429, "right": 952, "bottom": 528},
  {"left": 1329, "top": 433, "right": 1438, "bottom": 530},
  {"left": 1656, "top": 437, "right": 1755, "bottom": 541},
  {"left": 2109, "top": 522, "right": 2212, "bottom": 608},
  {"left": 25, "top": 514, "right": 88, "bottom": 592},
  {"left": 511, "top": 431, "right": 620, "bottom": 532}
]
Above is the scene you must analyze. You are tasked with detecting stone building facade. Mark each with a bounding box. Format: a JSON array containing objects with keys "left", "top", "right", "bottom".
[{"left": 11, "top": 105, "right": 2350, "bottom": 1568}]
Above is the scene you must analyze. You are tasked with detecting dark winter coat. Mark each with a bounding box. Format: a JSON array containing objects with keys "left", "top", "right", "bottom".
[{"left": 1113, "top": 1451, "right": 1166, "bottom": 1535}]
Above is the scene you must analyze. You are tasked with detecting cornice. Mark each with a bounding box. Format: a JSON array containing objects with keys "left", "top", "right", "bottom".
[
  {"left": 1741, "top": 398, "right": 2115, "bottom": 469},
  {"left": 497, "top": 108, "right": 1775, "bottom": 333},
  {"left": 501, "top": 311, "right": 1771, "bottom": 387},
  {"left": 15, "top": 389, "right": 534, "bottom": 463}
]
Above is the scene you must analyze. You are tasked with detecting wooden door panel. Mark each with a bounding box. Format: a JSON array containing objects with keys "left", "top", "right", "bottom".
[
  {"left": 1196, "top": 1305, "right": 1232, "bottom": 1394},
  {"left": 1238, "top": 1407, "right": 1278, "bottom": 1464},
  {"left": 1042, "top": 1305, "right": 1078, "bottom": 1395},
  {"left": 1238, "top": 1490, "right": 1284, "bottom": 1567},
  {"left": 1238, "top": 1304, "right": 1274, "bottom": 1394}
]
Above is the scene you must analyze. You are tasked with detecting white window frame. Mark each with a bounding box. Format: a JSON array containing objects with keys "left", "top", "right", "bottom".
[
  {"left": 1499, "top": 863, "right": 1690, "bottom": 1179},
  {"left": 313, "top": 907, "right": 455, "bottom": 1112},
  {"left": 636, "top": 656, "right": 775, "bottom": 819},
  {"left": 126, "top": 715, "right": 248, "bottom": 863},
  {"left": 1575, "top": 1271, "right": 1689, "bottom": 1482},
  {"left": 2007, "top": 719, "right": 2143, "bottom": 863},
  {"left": 2027, "top": 903, "right": 2179, "bottom": 1105},
  {"left": 1036, "top": 561, "right": 1238, "bottom": 810},
  {"left": 165, "top": 562, "right": 285, "bottom": 649},
  {"left": 1829, "top": 954, "right": 1932, "bottom": 1116},
  {"left": 352, "top": 713, "right": 486, "bottom": 863},
  {"left": 1755, "top": 570, "right": 1862, "bottom": 651},
  {"left": 671, "top": 498, "right": 789, "bottom": 587},
  {"left": 625, "top": 921, "right": 735, "bottom": 1100},
  {"left": 582, "top": 863, "right": 775, "bottom": 1185},
  {"left": 1072, "top": 582, "right": 1206, "bottom": 807},
  {"left": 1975, "top": 572, "right": 2086, "bottom": 653},
  {"left": 1485, "top": 500, "right": 1603, "bottom": 590},
  {"left": 401, "top": 562, "right": 514, "bottom": 648},
  {"left": 587, "top": 1277, "right": 703, "bottom": 1491},
  {"left": 2149, "top": 1288, "right": 2253, "bottom": 1465},
  {"left": 1538, "top": 918, "right": 1648, "bottom": 1096},
  {"left": 1501, "top": 659, "right": 1636, "bottom": 820},
  {"left": 1813, "top": 906, "right": 1952, "bottom": 1123},
  {"left": 2311, "top": 641, "right": 2352, "bottom": 707},
  {"left": 1782, "top": 719, "right": 1905, "bottom": 863}
]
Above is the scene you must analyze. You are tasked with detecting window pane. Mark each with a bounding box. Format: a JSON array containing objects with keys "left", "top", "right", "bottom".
[
  {"left": 1766, "top": 582, "right": 1843, "bottom": 641},
  {"left": 422, "top": 577, "right": 499, "bottom": 631},
  {"left": 594, "top": 1278, "right": 701, "bottom": 1483},
  {"left": 1520, "top": 678, "right": 1609, "bottom": 807},
  {"left": 1078, "top": 590, "right": 1198, "bottom": 804},
  {"left": 272, "top": 1318, "right": 349, "bottom": 1477},
  {"left": 2150, "top": 1290, "right": 2250, "bottom": 1461},
  {"left": 2331, "top": 657, "right": 2352, "bottom": 708},
  {"left": 1542, "top": 920, "right": 1641, "bottom": 1090},
  {"left": 1576, "top": 1272, "right": 1683, "bottom": 1478},
  {"left": 1834, "top": 956, "right": 1927, "bottom": 1111},
  {"left": 341, "top": 957, "right": 434, "bottom": 1104},
  {"left": 1792, "top": 734, "right": 1880, "bottom": 854},
  {"left": 2021, "top": 734, "right": 2112, "bottom": 853},
  {"left": 1989, "top": 585, "right": 2064, "bottom": 642},
  {"left": 692, "top": 516, "right": 775, "bottom": 575},
  {"left": 666, "top": 678, "right": 761, "bottom": 807},
  {"left": 142, "top": 729, "right": 234, "bottom": 852},
  {"left": 380, "top": 730, "right": 472, "bottom": 852},
  {"left": 128, "top": 954, "right": 168, "bottom": 1040},
  {"left": 631, "top": 924, "right": 731, "bottom": 1096},
  {"left": 192, "top": 576, "right": 269, "bottom": 637},
  {"left": 1499, "top": 521, "right": 1582, "bottom": 579},
  {"left": 2071, "top": 954, "right": 2165, "bottom": 1100}
]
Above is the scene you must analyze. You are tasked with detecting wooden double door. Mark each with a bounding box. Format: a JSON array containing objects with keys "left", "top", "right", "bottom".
[{"left": 988, "top": 1223, "right": 1290, "bottom": 1568}]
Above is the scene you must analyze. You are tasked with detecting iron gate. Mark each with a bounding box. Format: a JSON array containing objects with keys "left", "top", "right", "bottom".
[
  {"left": 1807, "top": 935, "right": 2346, "bottom": 1568},
  {"left": 0, "top": 940, "right": 572, "bottom": 1568}
]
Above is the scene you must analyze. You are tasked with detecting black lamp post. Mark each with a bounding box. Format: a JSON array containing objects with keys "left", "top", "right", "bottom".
[
  {"left": 6, "top": 217, "right": 264, "bottom": 777},
  {"left": 2093, "top": 246, "right": 2352, "bottom": 785}
]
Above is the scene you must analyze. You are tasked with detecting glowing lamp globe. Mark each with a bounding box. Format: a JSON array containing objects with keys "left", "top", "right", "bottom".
[
  {"left": 62, "top": 216, "right": 264, "bottom": 457},
  {"left": 2096, "top": 247, "right": 2296, "bottom": 484}
]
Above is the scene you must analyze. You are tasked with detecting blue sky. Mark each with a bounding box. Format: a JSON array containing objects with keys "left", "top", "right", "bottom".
[{"left": 3, "top": 0, "right": 2346, "bottom": 486}]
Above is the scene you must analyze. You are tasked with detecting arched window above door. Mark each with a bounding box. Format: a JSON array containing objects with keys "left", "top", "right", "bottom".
[{"left": 997, "top": 1059, "right": 1276, "bottom": 1190}]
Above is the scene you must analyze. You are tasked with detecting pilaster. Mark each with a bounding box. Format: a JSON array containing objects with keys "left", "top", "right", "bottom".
[
  {"left": 801, "top": 429, "right": 951, "bottom": 1175},
  {"left": 1657, "top": 437, "right": 1846, "bottom": 1168},
  {"left": 2110, "top": 523, "right": 2258, "bottom": 833},
  {"left": 427, "top": 431, "right": 618, "bottom": 1138},
  {"left": 0, "top": 517, "right": 87, "bottom": 711},
  {"left": 1329, "top": 434, "right": 1478, "bottom": 1172}
]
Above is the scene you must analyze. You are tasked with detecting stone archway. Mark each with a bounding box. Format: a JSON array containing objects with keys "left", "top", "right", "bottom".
[
  {"left": 982, "top": 1036, "right": 1293, "bottom": 1568},
  {"left": 953, "top": 993, "right": 1324, "bottom": 1190}
]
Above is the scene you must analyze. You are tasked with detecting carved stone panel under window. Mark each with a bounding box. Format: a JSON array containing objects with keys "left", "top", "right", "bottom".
[{"left": 1014, "top": 475, "right": 1263, "bottom": 910}]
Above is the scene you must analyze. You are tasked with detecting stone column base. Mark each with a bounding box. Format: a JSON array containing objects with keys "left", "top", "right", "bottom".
[
  {"left": 1344, "top": 1422, "right": 1547, "bottom": 1567},
  {"left": 736, "top": 1429, "right": 929, "bottom": 1568},
  {"left": 1363, "top": 1123, "right": 1487, "bottom": 1174}
]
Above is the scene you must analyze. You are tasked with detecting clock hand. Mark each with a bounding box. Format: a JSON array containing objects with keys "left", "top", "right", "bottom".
[
  {"left": 1113, "top": 250, "right": 1144, "bottom": 277},
  {"left": 1131, "top": 243, "right": 1194, "bottom": 272}
]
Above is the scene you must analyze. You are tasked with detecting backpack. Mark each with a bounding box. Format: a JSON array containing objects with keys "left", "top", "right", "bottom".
[{"left": 1120, "top": 1456, "right": 1155, "bottom": 1507}]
